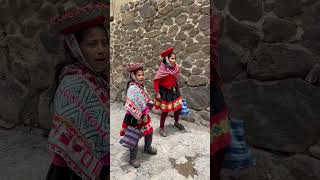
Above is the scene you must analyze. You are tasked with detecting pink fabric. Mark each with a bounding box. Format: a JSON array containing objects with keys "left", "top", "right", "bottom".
[
  {"left": 52, "top": 153, "right": 68, "bottom": 167},
  {"left": 154, "top": 63, "right": 179, "bottom": 81},
  {"left": 52, "top": 153, "right": 110, "bottom": 167},
  {"left": 142, "top": 106, "right": 150, "bottom": 115}
]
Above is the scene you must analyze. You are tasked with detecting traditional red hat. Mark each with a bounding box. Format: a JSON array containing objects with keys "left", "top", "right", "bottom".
[
  {"left": 160, "top": 47, "right": 173, "bottom": 58},
  {"left": 125, "top": 62, "right": 144, "bottom": 73},
  {"left": 49, "top": 3, "right": 109, "bottom": 35}
]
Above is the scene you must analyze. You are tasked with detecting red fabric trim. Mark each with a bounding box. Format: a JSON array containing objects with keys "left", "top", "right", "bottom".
[
  {"left": 211, "top": 108, "right": 228, "bottom": 126},
  {"left": 211, "top": 133, "right": 231, "bottom": 155},
  {"left": 61, "top": 16, "right": 106, "bottom": 34}
]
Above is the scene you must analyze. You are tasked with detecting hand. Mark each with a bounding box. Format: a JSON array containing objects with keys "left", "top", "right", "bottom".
[
  {"left": 137, "top": 118, "right": 143, "bottom": 124},
  {"left": 143, "top": 115, "right": 148, "bottom": 122},
  {"left": 156, "top": 93, "right": 161, "bottom": 99}
]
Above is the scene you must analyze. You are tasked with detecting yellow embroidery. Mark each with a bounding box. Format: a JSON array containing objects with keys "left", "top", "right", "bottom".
[{"left": 210, "top": 118, "right": 230, "bottom": 141}]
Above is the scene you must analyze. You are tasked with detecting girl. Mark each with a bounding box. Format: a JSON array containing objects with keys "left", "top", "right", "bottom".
[
  {"left": 211, "top": 4, "right": 231, "bottom": 180},
  {"left": 154, "top": 48, "right": 184, "bottom": 137},
  {"left": 46, "top": 3, "right": 109, "bottom": 180},
  {"left": 120, "top": 62, "right": 157, "bottom": 168}
]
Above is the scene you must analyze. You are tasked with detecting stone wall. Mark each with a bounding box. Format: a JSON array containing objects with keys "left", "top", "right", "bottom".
[
  {"left": 0, "top": 0, "right": 106, "bottom": 130},
  {"left": 215, "top": 0, "right": 320, "bottom": 179},
  {"left": 110, "top": 0, "right": 211, "bottom": 125}
]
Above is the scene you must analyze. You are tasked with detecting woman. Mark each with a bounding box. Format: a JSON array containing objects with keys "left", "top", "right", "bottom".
[
  {"left": 211, "top": 4, "right": 231, "bottom": 180},
  {"left": 120, "top": 62, "right": 157, "bottom": 168},
  {"left": 153, "top": 48, "right": 184, "bottom": 137},
  {"left": 46, "top": 3, "right": 109, "bottom": 180}
]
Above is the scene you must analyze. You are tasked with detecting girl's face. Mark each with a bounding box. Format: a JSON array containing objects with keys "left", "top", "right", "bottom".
[
  {"left": 169, "top": 54, "right": 176, "bottom": 65},
  {"left": 135, "top": 69, "right": 144, "bottom": 83},
  {"left": 78, "top": 26, "right": 109, "bottom": 73}
]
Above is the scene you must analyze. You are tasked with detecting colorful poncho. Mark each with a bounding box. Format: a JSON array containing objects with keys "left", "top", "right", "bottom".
[
  {"left": 120, "top": 82, "right": 153, "bottom": 136},
  {"left": 48, "top": 64, "right": 109, "bottom": 179}
]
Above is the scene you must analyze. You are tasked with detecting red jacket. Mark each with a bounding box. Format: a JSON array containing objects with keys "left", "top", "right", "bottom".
[{"left": 153, "top": 75, "right": 177, "bottom": 92}]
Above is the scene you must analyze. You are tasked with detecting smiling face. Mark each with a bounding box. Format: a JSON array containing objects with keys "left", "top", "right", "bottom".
[
  {"left": 77, "top": 26, "right": 109, "bottom": 73},
  {"left": 134, "top": 69, "right": 144, "bottom": 83}
]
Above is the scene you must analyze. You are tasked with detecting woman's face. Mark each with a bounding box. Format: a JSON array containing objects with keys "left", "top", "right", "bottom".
[
  {"left": 79, "top": 26, "right": 108, "bottom": 73},
  {"left": 135, "top": 70, "right": 144, "bottom": 83},
  {"left": 169, "top": 54, "right": 176, "bottom": 65}
]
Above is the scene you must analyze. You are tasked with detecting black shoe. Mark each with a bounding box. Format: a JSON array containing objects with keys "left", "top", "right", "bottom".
[
  {"left": 144, "top": 147, "right": 157, "bottom": 155},
  {"left": 159, "top": 128, "right": 168, "bottom": 137},
  {"left": 174, "top": 122, "right": 185, "bottom": 130},
  {"left": 129, "top": 159, "right": 140, "bottom": 168}
]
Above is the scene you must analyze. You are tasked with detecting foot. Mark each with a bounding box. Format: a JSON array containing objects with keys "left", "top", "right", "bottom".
[
  {"left": 174, "top": 122, "right": 185, "bottom": 130},
  {"left": 159, "top": 128, "right": 168, "bottom": 137},
  {"left": 144, "top": 147, "right": 157, "bottom": 155},
  {"left": 129, "top": 159, "right": 141, "bottom": 168}
]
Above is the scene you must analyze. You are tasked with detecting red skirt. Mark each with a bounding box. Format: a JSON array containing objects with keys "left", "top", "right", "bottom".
[
  {"left": 120, "top": 113, "right": 153, "bottom": 136},
  {"left": 154, "top": 86, "right": 182, "bottom": 112}
]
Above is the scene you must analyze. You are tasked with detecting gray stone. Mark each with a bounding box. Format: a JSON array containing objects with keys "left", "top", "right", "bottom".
[
  {"left": 27, "top": 0, "right": 42, "bottom": 11},
  {"left": 180, "top": 66, "right": 191, "bottom": 77},
  {"left": 161, "top": 26, "right": 168, "bottom": 34},
  {"left": 0, "top": 117, "right": 15, "bottom": 129},
  {"left": 20, "top": 93, "right": 39, "bottom": 126},
  {"left": 0, "top": 4, "right": 12, "bottom": 24},
  {"left": 10, "top": 61, "right": 31, "bottom": 87},
  {"left": 187, "top": 75, "right": 208, "bottom": 86},
  {"left": 6, "top": 21, "right": 20, "bottom": 35},
  {"left": 139, "top": 2, "right": 156, "bottom": 19},
  {"left": 218, "top": 42, "right": 242, "bottom": 83},
  {"left": 173, "top": 41, "right": 184, "bottom": 52},
  {"left": 0, "top": 79, "right": 25, "bottom": 125},
  {"left": 188, "top": 28, "right": 199, "bottom": 38},
  {"left": 303, "top": 26, "right": 320, "bottom": 55},
  {"left": 180, "top": 86, "right": 209, "bottom": 110},
  {"left": 168, "top": 25, "right": 179, "bottom": 37},
  {"left": 168, "top": 7, "right": 184, "bottom": 18},
  {"left": 305, "top": 63, "right": 320, "bottom": 85},
  {"left": 248, "top": 44, "right": 316, "bottom": 80},
  {"left": 215, "top": 0, "right": 227, "bottom": 10},
  {"left": 224, "top": 79, "right": 320, "bottom": 153},
  {"left": 186, "top": 43, "right": 201, "bottom": 54},
  {"left": 226, "top": 16, "right": 260, "bottom": 49},
  {"left": 201, "top": 6, "right": 210, "bottom": 15},
  {"left": 229, "top": 0, "right": 263, "bottom": 22},
  {"left": 191, "top": 67, "right": 203, "bottom": 75},
  {"left": 199, "top": 15, "right": 210, "bottom": 31},
  {"left": 188, "top": 4, "right": 201, "bottom": 14},
  {"left": 159, "top": 35, "right": 173, "bottom": 44},
  {"left": 264, "top": 0, "right": 274, "bottom": 12},
  {"left": 164, "top": 17, "right": 174, "bottom": 26},
  {"left": 175, "top": 31, "right": 187, "bottom": 41},
  {"left": 22, "top": 18, "right": 46, "bottom": 38},
  {"left": 263, "top": 17, "right": 297, "bottom": 42},
  {"left": 196, "top": 59, "right": 205, "bottom": 67},
  {"left": 175, "top": 14, "right": 187, "bottom": 25},
  {"left": 201, "top": 45, "right": 210, "bottom": 55},
  {"left": 121, "top": 11, "right": 137, "bottom": 25},
  {"left": 274, "top": 0, "right": 302, "bottom": 18},
  {"left": 309, "top": 144, "right": 320, "bottom": 159},
  {"left": 198, "top": 110, "right": 209, "bottom": 121},
  {"left": 186, "top": 37, "right": 194, "bottom": 44},
  {"left": 143, "top": 30, "right": 162, "bottom": 38},
  {"left": 301, "top": 3, "right": 320, "bottom": 28},
  {"left": 38, "top": 2, "right": 58, "bottom": 21},
  {"left": 196, "top": 35, "right": 209, "bottom": 44},
  {"left": 181, "top": 23, "right": 194, "bottom": 31},
  {"left": 182, "top": 0, "right": 194, "bottom": 6},
  {"left": 159, "top": 4, "right": 173, "bottom": 15},
  {"left": 182, "top": 58, "right": 193, "bottom": 69}
]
